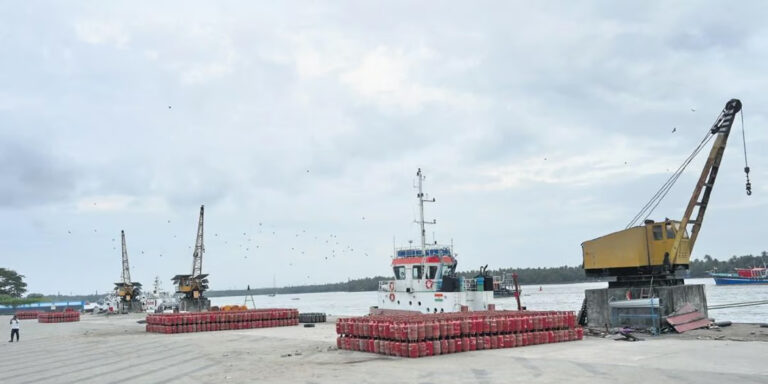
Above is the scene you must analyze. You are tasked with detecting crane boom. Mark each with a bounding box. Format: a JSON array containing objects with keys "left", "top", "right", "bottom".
[
  {"left": 121, "top": 230, "right": 131, "bottom": 284},
  {"left": 191, "top": 205, "right": 205, "bottom": 277},
  {"left": 670, "top": 99, "right": 742, "bottom": 264}
]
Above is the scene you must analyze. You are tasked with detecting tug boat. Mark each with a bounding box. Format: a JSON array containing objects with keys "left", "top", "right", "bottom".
[{"left": 377, "top": 169, "right": 494, "bottom": 313}]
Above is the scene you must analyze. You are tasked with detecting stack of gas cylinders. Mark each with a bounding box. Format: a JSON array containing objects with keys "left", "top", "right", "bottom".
[
  {"left": 38, "top": 311, "right": 81, "bottom": 323},
  {"left": 145, "top": 308, "right": 299, "bottom": 334},
  {"left": 15, "top": 311, "right": 41, "bottom": 320},
  {"left": 336, "top": 310, "right": 583, "bottom": 358}
]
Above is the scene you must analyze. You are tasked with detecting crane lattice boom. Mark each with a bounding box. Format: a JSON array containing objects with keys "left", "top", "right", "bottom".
[
  {"left": 191, "top": 205, "right": 205, "bottom": 277},
  {"left": 121, "top": 230, "right": 131, "bottom": 284}
]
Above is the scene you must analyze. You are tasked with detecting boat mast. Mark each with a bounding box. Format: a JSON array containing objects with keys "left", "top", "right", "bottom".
[{"left": 415, "top": 169, "right": 435, "bottom": 268}]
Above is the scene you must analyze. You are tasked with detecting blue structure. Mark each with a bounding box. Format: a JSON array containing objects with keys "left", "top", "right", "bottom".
[{"left": 0, "top": 301, "right": 85, "bottom": 315}]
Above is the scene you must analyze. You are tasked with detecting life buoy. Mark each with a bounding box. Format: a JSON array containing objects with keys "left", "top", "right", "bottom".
[
  {"left": 388, "top": 281, "right": 395, "bottom": 292},
  {"left": 389, "top": 293, "right": 396, "bottom": 302},
  {"left": 425, "top": 279, "right": 434, "bottom": 289}
]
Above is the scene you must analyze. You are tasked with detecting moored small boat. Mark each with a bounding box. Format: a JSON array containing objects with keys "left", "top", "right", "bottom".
[{"left": 711, "top": 267, "right": 768, "bottom": 285}]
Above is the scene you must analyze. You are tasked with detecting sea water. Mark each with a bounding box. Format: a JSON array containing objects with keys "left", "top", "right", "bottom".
[{"left": 211, "top": 278, "right": 768, "bottom": 323}]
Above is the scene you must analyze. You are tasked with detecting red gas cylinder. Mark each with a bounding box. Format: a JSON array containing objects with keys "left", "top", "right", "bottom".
[
  {"left": 483, "top": 336, "right": 492, "bottom": 350},
  {"left": 497, "top": 335, "right": 505, "bottom": 349},
  {"left": 400, "top": 342, "right": 409, "bottom": 357},
  {"left": 462, "top": 337, "right": 470, "bottom": 352},
  {"left": 448, "top": 339, "right": 456, "bottom": 354},
  {"left": 425, "top": 341, "right": 434, "bottom": 356},
  {"left": 490, "top": 335, "right": 498, "bottom": 349},
  {"left": 433, "top": 340, "right": 442, "bottom": 355},
  {"left": 455, "top": 337, "right": 463, "bottom": 352},
  {"left": 576, "top": 328, "right": 584, "bottom": 340},
  {"left": 440, "top": 339, "right": 449, "bottom": 354},
  {"left": 476, "top": 336, "right": 484, "bottom": 350},
  {"left": 418, "top": 341, "right": 427, "bottom": 357},
  {"left": 451, "top": 320, "right": 461, "bottom": 337},
  {"left": 460, "top": 318, "right": 470, "bottom": 336},
  {"left": 408, "top": 343, "right": 419, "bottom": 358},
  {"left": 469, "top": 337, "right": 477, "bottom": 351}
]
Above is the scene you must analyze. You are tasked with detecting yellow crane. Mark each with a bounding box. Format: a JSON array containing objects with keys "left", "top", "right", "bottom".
[
  {"left": 583, "top": 99, "right": 751, "bottom": 287},
  {"left": 171, "top": 205, "right": 211, "bottom": 311},
  {"left": 114, "top": 230, "right": 143, "bottom": 313}
]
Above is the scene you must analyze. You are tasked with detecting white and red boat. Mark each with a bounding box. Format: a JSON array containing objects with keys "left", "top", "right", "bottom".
[{"left": 376, "top": 169, "right": 494, "bottom": 313}]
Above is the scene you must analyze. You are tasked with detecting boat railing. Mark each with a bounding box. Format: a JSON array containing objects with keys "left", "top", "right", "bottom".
[{"left": 379, "top": 278, "right": 489, "bottom": 292}]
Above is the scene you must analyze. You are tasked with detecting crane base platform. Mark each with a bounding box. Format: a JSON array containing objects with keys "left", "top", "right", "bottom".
[
  {"left": 118, "top": 301, "right": 144, "bottom": 314},
  {"left": 179, "top": 297, "right": 211, "bottom": 312},
  {"left": 607, "top": 275, "right": 684, "bottom": 288},
  {"left": 583, "top": 284, "right": 707, "bottom": 329}
]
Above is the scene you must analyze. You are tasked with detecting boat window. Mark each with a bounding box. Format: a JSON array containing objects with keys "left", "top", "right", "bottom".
[
  {"left": 393, "top": 266, "right": 405, "bottom": 280},
  {"left": 427, "top": 266, "right": 438, "bottom": 279},
  {"left": 652, "top": 225, "right": 663, "bottom": 240},
  {"left": 665, "top": 222, "right": 676, "bottom": 239},
  {"left": 413, "top": 266, "right": 423, "bottom": 279},
  {"left": 397, "top": 250, "right": 406, "bottom": 258}
]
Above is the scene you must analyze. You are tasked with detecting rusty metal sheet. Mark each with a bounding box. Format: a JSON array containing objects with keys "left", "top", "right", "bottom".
[
  {"left": 673, "top": 318, "right": 711, "bottom": 333},
  {"left": 666, "top": 311, "right": 706, "bottom": 326}
]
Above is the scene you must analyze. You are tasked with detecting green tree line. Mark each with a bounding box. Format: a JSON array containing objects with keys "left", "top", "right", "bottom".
[{"left": 6, "top": 252, "right": 766, "bottom": 302}]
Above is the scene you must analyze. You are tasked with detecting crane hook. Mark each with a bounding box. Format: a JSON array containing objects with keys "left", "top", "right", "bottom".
[{"left": 745, "top": 166, "right": 752, "bottom": 196}]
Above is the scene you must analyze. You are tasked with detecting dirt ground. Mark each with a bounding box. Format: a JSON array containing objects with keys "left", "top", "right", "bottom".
[{"left": 2, "top": 314, "right": 767, "bottom": 384}]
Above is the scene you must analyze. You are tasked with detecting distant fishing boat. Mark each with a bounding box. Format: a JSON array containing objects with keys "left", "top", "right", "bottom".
[{"left": 711, "top": 268, "right": 768, "bottom": 285}]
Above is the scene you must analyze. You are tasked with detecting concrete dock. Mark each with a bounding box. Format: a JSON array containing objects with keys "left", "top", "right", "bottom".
[{"left": 2, "top": 314, "right": 767, "bottom": 383}]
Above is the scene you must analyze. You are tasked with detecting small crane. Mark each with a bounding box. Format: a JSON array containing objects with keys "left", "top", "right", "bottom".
[
  {"left": 114, "top": 230, "right": 142, "bottom": 313},
  {"left": 172, "top": 205, "right": 211, "bottom": 312}
]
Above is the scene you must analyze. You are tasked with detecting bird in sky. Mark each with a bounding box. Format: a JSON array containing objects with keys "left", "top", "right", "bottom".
[{"left": 672, "top": 127, "right": 677, "bottom": 133}]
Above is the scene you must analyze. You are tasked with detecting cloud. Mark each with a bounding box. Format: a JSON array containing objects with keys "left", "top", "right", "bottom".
[
  {"left": 75, "top": 21, "right": 130, "bottom": 47},
  {"left": 1, "top": 1, "right": 766, "bottom": 295},
  {"left": 340, "top": 46, "right": 486, "bottom": 112},
  {"left": 0, "top": 138, "right": 76, "bottom": 208}
]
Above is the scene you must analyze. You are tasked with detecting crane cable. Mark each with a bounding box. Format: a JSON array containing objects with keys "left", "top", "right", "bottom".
[
  {"left": 741, "top": 108, "right": 752, "bottom": 196},
  {"left": 626, "top": 106, "right": 752, "bottom": 229},
  {"left": 625, "top": 128, "right": 716, "bottom": 229}
]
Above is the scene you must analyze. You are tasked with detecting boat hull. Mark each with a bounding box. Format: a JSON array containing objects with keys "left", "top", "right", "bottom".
[
  {"left": 377, "top": 289, "right": 494, "bottom": 313},
  {"left": 713, "top": 277, "right": 768, "bottom": 285}
]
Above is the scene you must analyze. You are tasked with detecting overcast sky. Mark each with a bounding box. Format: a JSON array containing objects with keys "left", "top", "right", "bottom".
[{"left": 1, "top": 2, "right": 767, "bottom": 295}]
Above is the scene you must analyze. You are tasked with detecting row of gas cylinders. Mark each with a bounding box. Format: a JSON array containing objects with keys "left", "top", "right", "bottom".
[
  {"left": 336, "top": 310, "right": 577, "bottom": 341},
  {"left": 338, "top": 328, "right": 584, "bottom": 358},
  {"left": 14, "top": 311, "right": 41, "bottom": 320},
  {"left": 38, "top": 312, "right": 81, "bottom": 323},
  {"left": 146, "top": 318, "right": 299, "bottom": 334},
  {"left": 146, "top": 308, "right": 299, "bottom": 326}
]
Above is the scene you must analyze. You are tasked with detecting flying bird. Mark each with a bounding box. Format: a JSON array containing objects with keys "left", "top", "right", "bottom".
[
  {"left": 672, "top": 127, "right": 677, "bottom": 133},
  {"left": 690, "top": 107, "right": 696, "bottom": 112}
]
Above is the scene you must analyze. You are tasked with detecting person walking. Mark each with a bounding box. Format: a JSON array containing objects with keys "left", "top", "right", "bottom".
[{"left": 9, "top": 315, "right": 20, "bottom": 342}]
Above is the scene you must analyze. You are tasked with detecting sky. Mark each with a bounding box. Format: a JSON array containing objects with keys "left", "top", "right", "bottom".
[{"left": 1, "top": 1, "right": 767, "bottom": 295}]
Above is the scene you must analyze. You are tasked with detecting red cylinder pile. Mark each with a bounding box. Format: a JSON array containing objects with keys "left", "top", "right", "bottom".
[
  {"left": 336, "top": 310, "right": 583, "bottom": 358},
  {"left": 15, "top": 311, "right": 41, "bottom": 320},
  {"left": 38, "top": 312, "right": 81, "bottom": 323},
  {"left": 145, "top": 308, "right": 299, "bottom": 334}
]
